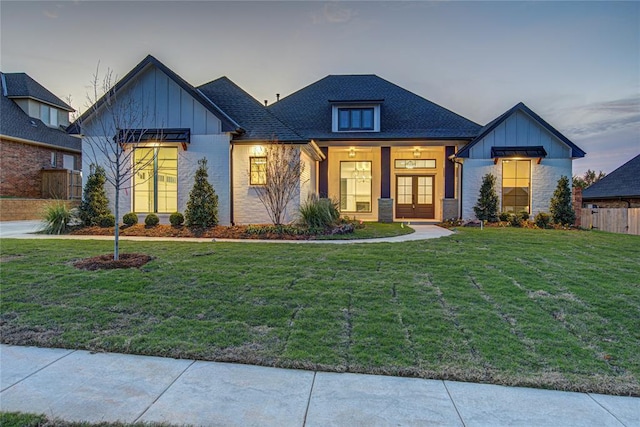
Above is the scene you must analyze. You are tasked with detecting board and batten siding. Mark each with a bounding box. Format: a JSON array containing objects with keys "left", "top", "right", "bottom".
[{"left": 461, "top": 110, "right": 573, "bottom": 220}]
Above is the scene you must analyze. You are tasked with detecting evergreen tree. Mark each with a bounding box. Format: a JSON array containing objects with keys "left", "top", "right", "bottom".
[
  {"left": 474, "top": 173, "right": 499, "bottom": 222},
  {"left": 79, "top": 164, "right": 111, "bottom": 226},
  {"left": 185, "top": 158, "right": 218, "bottom": 227},
  {"left": 550, "top": 175, "right": 576, "bottom": 226}
]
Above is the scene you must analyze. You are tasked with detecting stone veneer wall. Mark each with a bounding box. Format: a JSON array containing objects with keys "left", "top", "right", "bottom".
[
  {"left": 378, "top": 198, "right": 393, "bottom": 223},
  {"left": 0, "top": 199, "right": 80, "bottom": 221}
]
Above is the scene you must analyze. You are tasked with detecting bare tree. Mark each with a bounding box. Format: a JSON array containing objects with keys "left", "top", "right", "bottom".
[
  {"left": 76, "top": 64, "right": 153, "bottom": 260},
  {"left": 252, "top": 141, "right": 305, "bottom": 225}
]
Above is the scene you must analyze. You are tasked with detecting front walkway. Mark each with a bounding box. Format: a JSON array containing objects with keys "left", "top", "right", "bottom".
[
  {"left": 0, "top": 221, "right": 452, "bottom": 243},
  {"left": 1, "top": 344, "right": 637, "bottom": 426}
]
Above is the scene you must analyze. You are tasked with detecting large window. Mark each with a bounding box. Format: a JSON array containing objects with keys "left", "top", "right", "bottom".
[
  {"left": 250, "top": 157, "right": 267, "bottom": 185},
  {"left": 338, "top": 108, "right": 374, "bottom": 131},
  {"left": 340, "top": 161, "right": 372, "bottom": 212},
  {"left": 134, "top": 147, "right": 178, "bottom": 213},
  {"left": 502, "top": 160, "right": 530, "bottom": 213}
]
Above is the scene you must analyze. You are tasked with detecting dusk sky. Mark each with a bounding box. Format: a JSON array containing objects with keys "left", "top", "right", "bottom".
[{"left": 1, "top": 1, "right": 638, "bottom": 176}]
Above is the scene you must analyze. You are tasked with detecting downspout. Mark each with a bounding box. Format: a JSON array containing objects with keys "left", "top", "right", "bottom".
[{"left": 229, "top": 143, "right": 234, "bottom": 226}]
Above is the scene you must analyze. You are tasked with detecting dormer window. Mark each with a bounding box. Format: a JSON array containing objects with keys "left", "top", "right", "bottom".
[
  {"left": 338, "top": 108, "right": 374, "bottom": 131},
  {"left": 332, "top": 103, "right": 381, "bottom": 132},
  {"left": 40, "top": 104, "right": 59, "bottom": 127}
]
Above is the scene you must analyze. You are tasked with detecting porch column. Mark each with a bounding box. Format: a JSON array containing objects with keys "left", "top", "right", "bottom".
[
  {"left": 443, "top": 146, "right": 458, "bottom": 220},
  {"left": 378, "top": 146, "right": 393, "bottom": 222},
  {"left": 319, "top": 147, "right": 329, "bottom": 198}
]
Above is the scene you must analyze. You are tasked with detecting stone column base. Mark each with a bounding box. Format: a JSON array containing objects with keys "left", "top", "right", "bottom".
[
  {"left": 442, "top": 198, "right": 459, "bottom": 220},
  {"left": 378, "top": 198, "right": 394, "bottom": 223}
]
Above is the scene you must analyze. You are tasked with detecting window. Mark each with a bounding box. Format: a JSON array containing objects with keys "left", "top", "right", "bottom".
[
  {"left": 502, "top": 160, "right": 530, "bottom": 213},
  {"left": 63, "top": 154, "right": 75, "bottom": 171},
  {"left": 133, "top": 147, "right": 178, "bottom": 213},
  {"left": 40, "top": 104, "right": 58, "bottom": 127},
  {"left": 395, "top": 159, "right": 436, "bottom": 169},
  {"left": 338, "top": 108, "right": 374, "bottom": 131},
  {"left": 250, "top": 157, "right": 267, "bottom": 185},
  {"left": 340, "top": 161, "right": 372, "bottom": 212}
]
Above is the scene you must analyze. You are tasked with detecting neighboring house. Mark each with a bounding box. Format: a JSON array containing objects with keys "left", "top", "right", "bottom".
[
  {"left": 582, "top": 154, "right": 640, "bottom": 208},
  {"left": 72, "top": 55, "right": 585, "bottom": 225},
  {"left": 0, "top": 72, "right": 81, "bottom": 199}
]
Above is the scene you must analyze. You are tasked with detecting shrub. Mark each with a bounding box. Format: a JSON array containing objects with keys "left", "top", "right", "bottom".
[
  {"left": 185, "top": 158, "right": 218, "bottom": 228},
  {"left": 499, "top": 212, "right": 510, "bottom": 222},
  {"left": 535, "top": 212, "right": 551, "bottom": 229},
  {"left": 97, "top": 214, "right": 115, "bottom": 228},
  {"left": 550, "top": 176, "right": 576, "bottom": 226},
  {"left": 299, "top": 194, "right": 340, "bottom": 229},
  {"left": 474, "top": 173, "right": 499, "bottom": 222},
  {"left": 520, "top": 211, "right": 530, "bottom": 221},
  {"left": 145, "top": 213, "right": 160, "bottom": 226},
  {"left": 170, "top": 212, "right": 184, "bottom": 226},
  {"left": 508, "top": 213, "right": 523, "bottom": 227},
  {"left": 41, "top": 201, "right": 74, "bottom": 234},
  {"left": 331, "top": 223, "right": 355, "bottom": 235},
  {"left": 122, "top": 212, "right": 138, "bottom": 226},
  {"left": 79, "top": 165, "right": 111, "bottom": 226}
]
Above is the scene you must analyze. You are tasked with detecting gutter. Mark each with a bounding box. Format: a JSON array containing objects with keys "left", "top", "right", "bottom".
[{"left": 0, "top": 134, "right": 82, "bottom": 153}]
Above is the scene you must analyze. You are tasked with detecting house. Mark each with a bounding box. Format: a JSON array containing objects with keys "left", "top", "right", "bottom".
[
  {"left": 72, "top": 55, "right": 585, "bottom": 225},
  {"left": 582, "top": 154, "right": 640, "bottom": 208},
  {"left": 1, "top": 72, "right": 81, "bottom": 199}
]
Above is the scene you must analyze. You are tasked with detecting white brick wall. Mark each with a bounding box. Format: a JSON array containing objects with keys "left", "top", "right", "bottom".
[
  {"left": 82, "top": 134, "right": 232, "bottom": 225},
  {"left": 462, "top": 158, "right": 572, "bottom": 220},
  {"left": 232, "top": 144, "right": 303, "bottom": 225},
  {"left": 181, "top": 135, "right": 231, "bottom": 226}
]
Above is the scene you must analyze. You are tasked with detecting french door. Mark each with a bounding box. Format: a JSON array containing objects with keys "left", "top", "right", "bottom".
[{"left": 396, "top": 175, "right": 434, "bottom": 219}]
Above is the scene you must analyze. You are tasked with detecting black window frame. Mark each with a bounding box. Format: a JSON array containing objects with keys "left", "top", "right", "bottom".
[{"left": 337, "top": 107, "right": 375, "bottom": 131}]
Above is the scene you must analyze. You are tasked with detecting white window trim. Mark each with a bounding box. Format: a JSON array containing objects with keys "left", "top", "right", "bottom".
[{"left": 332, "top": 105, "right": 380, "bottom": 133}]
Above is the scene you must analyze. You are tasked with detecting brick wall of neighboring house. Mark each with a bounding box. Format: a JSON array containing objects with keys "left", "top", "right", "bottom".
[
  {"left": 0, "top": 138, "right": 80, "bottom": 198},
  {"left": 572, "top": 187, "right": 582, "bottom": 227}
]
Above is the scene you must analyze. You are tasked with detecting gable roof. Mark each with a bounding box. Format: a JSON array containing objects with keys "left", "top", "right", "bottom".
[
  {"left": 0, "top": 73, "right": 81, "bottom": 152},
  {"left": 2, "top": 72, "right": 73, "bottom": 111},
  {"left": 69, "top": 55, "right": 241, "bottom": 134},
  {"left": 197, "top": 77, "right": 305, "bottom": 142},
  {"left": 268, "top": 74, "right": 481, "bottom": 140},
  {"left": 456, "top": 102, "right": 586, "bottom": 158},
  {"left": 582, "top": 154, "right": 640, "bottom": 199}
]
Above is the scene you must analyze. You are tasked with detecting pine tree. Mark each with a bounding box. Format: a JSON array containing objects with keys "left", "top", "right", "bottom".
[
  {"left": 550, "top": 175, "right": 575, "bottom": 226},
  {"left": 79, "top": 164, "right": 111, "bottom": 226},
  {"left": 474, "top": 173, "right": 499, "bottom": 222},
  {"left": 185, "top": 158, "right": 218, "bottom": 227}
]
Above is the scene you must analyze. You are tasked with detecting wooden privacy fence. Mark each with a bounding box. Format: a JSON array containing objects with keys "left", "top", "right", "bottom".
[
  {"left": 581, "top": 208, "right": 640, "bottom": 235},
  {"left": 41, "top": 169, "right": 82, "bottom": 200}
]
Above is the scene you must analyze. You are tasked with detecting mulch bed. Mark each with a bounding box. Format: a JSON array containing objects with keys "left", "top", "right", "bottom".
[
  {"left": 73, "top": 253, "right": 153, "bottom": 270},
  {"left": 70, "top": 224, "right": 311, "bottom": 240}
]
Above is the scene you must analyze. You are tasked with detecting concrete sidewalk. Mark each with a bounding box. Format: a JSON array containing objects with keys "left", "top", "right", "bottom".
[
  {"left": 0, "top": 220, "right": 452, "bottom": 243},
  {"left": 1, "top": 345, "right": 638, "bottom": 426}
]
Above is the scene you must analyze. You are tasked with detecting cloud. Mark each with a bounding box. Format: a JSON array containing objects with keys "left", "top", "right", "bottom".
[
  {"left": 559, "top": 96, "right": 640, "bottom": 138},
  {"left": 43, "top": 9, "right": 58, "bottom": 19},
  {"left": 312, "top": 2, "right": 356, "bottom": 24}
]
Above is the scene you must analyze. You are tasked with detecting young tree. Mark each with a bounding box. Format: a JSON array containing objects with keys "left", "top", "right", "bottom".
[
  {"left": 474, "top": 173, "right": 499, "bottom": 222},
  {"left": 550, "top": 175, "right": 576, "bottom": 226},
  {"left": 77, "top": 65, "right": 152, "bottom": 260},
  {"left": 253, "top": 141, "right": 305, "bottom": 225},
  {"left": 572, "top": 169, "right": 606, "bottom": 189},
  {"left": 185, "top": 158, "right": 218, "bottom": 227},
  {"left": 78, "top": 164, "right": 111, "bottom": 226}
]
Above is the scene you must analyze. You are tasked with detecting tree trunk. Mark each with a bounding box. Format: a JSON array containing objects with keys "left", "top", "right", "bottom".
[{"left": 114, "top": 184, "right": 120, "bottom": 261}]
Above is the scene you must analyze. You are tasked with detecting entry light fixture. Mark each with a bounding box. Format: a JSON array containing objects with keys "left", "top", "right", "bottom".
[
  {"left": 413, "top": 148, "right": 421, "bottom": 158},
  {"left": 252, "top": 145, "right": 266, "bottom": 156},
  {"left": 348, "top": 147, "right": 356, "bottom": 158}
]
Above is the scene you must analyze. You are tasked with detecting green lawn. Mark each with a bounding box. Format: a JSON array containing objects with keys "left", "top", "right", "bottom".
[{"left": 1, "top": 228, "right": 639, "bottom": 395}]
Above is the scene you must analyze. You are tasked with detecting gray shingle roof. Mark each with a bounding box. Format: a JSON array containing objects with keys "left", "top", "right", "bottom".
[
  {"left": 1, "top": 74, "right": 81, "bottom": 152},
  {"left": 455, "top": 102, "right": 585, "bottom": 159},
  {"left": 2, "top": 72, "right": 73, "bottom": 111},
  {"left": 582, "top": 154, "right": 640, "bottom": 199},
  {"left": 197, "top": 77, "right": 304, "bottom": 142},
  {"left": 267, "top": 75, "right": 481, "bottom": 140}
]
